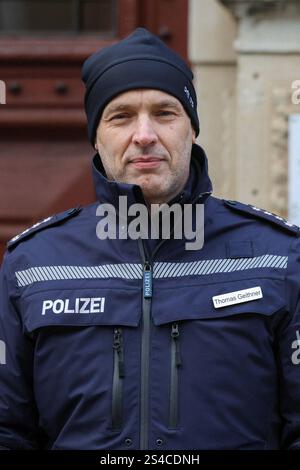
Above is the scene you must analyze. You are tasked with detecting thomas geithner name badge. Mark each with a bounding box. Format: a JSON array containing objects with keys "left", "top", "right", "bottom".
[{"left": 213, "top": 286, "right": 263, "bottom": 309}]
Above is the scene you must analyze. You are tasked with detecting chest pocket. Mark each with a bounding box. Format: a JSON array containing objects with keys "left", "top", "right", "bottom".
[
  {"left": 19, "top": 285, "right": 142, "bottom": 434},
  {"left": 152, "top": 277, "right": 285, "bottom": 325},
  {"left": 21, "top": 286, "right": 141, "bottom": 332},
  {"left": 151, "top": 277, "right": 286, "bottom": 430}
]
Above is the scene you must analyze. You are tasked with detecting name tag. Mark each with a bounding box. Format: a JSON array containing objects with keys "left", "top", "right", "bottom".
[{"left": 213, "top": 286, "right": 263, "bottom": 309}]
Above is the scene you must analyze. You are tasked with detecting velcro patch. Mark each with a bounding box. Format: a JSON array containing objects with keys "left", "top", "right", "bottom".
[{"left": 226, "top": 241, "right": 254, "bottom": 259}]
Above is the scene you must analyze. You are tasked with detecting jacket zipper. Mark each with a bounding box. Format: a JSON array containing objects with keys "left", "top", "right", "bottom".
[
  {"left": 138, "top": 239, "right": 153, "bottom": 450},
  {"left": 136, "top": 191, "right": 211, "bottom": 447},
  {"left": 112, "top": 327, "right": 124, "bottom": 430},
  {"left": 137, "top": 235, "right": 180, "bottom": 447},
  {"left": 169, "top": 322, "right": 182, "bottom": 428}
]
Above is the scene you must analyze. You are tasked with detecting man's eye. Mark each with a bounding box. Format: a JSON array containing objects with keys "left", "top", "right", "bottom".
[
  {"left": 157, "top": 110, "right": 175, "bottom": 117},
  {"left": 110, "top": 113, "right": 130, "bottom": 120}
]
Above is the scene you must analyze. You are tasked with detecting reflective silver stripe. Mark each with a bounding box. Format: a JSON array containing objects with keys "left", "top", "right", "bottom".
[
  {"left": 15, "top": 270, "right": 29, "bottom": 286},
  {"left": 15, "top": 263, "right": 143, "bottom": 287},
  {"left": 15, "top": 255, "right": 288, "bottom": 287},
  {"left": 153, "top": 255, "right": 287, "bottom": 279}
]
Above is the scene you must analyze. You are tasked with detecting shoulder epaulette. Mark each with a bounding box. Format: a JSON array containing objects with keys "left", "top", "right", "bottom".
[
  {"left": 224, "top": 200, "right": 300, "bottom": 235},
  {"left": 7, "top": 206, "right": 81, "bottom": 250}
]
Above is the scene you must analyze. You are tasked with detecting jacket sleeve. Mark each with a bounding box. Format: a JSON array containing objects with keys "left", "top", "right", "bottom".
[
  {"left": 278, "top": 235, "right": 300, "bottom": 449},
  {"left": 0, "top": 252, "right": 42, "bottom": 449}
]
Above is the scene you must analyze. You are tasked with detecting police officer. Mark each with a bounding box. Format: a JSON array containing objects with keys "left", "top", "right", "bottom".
[{"left": 0, "top": 28, "right": 300, "bottom": 450}]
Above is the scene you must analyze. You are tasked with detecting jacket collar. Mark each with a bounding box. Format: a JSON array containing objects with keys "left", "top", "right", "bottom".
[{"left": 92, "top": 143, "right": 213, "bottom": 208}]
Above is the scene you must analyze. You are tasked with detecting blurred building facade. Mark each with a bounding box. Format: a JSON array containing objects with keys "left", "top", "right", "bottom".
[
  {"left": 191, "top": 0, "right": 300, "bottom": 218},
  {"left": 0, "top": 0, "right": 188, "bottom": 259}
]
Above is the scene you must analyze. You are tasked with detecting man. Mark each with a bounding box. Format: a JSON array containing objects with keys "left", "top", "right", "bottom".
[{"left": 0, "top": 28, "right": 300, "bottom": 450}]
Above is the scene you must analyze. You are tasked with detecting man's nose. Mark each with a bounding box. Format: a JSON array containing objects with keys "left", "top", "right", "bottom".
[{"left": 132, "top": 116, "right": 158, "bottom": 146}]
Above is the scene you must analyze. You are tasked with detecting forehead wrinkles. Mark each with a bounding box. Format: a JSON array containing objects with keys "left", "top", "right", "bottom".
[{"left": 103, "top": 90, "right": 183, "bottom": 116}]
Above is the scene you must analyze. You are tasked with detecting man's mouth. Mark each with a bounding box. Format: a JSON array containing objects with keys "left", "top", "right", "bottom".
[{"left": 128, "top": 155, "right": 165, "bottom": 169}]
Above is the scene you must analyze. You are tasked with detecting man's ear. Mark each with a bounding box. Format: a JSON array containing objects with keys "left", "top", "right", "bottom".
[
  {"left": 94, "top": 142, "right": 98, "bottom": 151},
  {"left": 192, "top": 128, "right": 196, "bottom": 144}
]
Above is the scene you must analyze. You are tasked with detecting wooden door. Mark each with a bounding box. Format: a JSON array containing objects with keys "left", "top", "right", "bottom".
[{"left": 0, "top": 0, "right": 188, "bottom": 261}]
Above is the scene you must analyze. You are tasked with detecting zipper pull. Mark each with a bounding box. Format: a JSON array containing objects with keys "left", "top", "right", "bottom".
[
  {"left": 113, "top": 328, "right": 125, "bottom": 378},
  {"left": 143, "top": 261, "right": 152, "bottom": 298},
  {"left": 171, "top": 323, "right": 182, "bottom": 368}
]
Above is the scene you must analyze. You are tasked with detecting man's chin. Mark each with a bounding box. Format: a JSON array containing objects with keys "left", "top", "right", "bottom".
[
  {"left": 122, "top": 174, "right": 170, "bottom": 202},
  {"left": 128, "top": 175, "right": 163, "bottom": 190},
  {"left": 140, "top": 185, "right": 169, "bottom": 204}
]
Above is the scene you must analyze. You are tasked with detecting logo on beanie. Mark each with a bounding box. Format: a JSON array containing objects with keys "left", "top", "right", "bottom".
[{"left": 184, "top": 85, "right": 194, "bottom": 109}]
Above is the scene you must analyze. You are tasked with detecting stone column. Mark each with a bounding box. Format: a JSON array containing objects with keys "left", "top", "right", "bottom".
[
  {"left": 189, "top": 0, "right": 237, "bottom": 200},
  {"left": 220, "top": 0, "right": 300, "bottom": 216}
]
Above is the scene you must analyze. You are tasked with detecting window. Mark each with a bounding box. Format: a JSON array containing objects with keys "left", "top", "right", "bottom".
[{"left": 0, "top": 0, "right": 117, "bottom": 35}]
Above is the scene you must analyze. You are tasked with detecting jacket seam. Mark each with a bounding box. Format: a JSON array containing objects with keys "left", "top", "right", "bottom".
[
  {"left": 18, "top": 284, "right": 141, "bottom": 300},
  {"left": 155, "top": 275, "right": 285, "bottom": 290}
]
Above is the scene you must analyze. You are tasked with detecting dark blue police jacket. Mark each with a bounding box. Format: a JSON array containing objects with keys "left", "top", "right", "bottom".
[{"left": 0, "top": 144, "right": 300, "bottom": 450}]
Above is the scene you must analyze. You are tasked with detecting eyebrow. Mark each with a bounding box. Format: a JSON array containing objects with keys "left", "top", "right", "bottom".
[
  {"left": 103, "top": 99, "right": 182, "bottom": 117},
  {"left": 153, "top": 100, "right": 182, "bottom": 111}
]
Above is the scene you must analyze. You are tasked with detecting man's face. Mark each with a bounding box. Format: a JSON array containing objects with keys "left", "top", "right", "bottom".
[{"left": 95, "top": 89, "right": 196, "bottom": 204}]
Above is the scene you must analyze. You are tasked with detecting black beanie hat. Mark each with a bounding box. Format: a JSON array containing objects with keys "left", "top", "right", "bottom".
[{"left": 82, "top": 27, "right": 199, "bottom": 145}]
